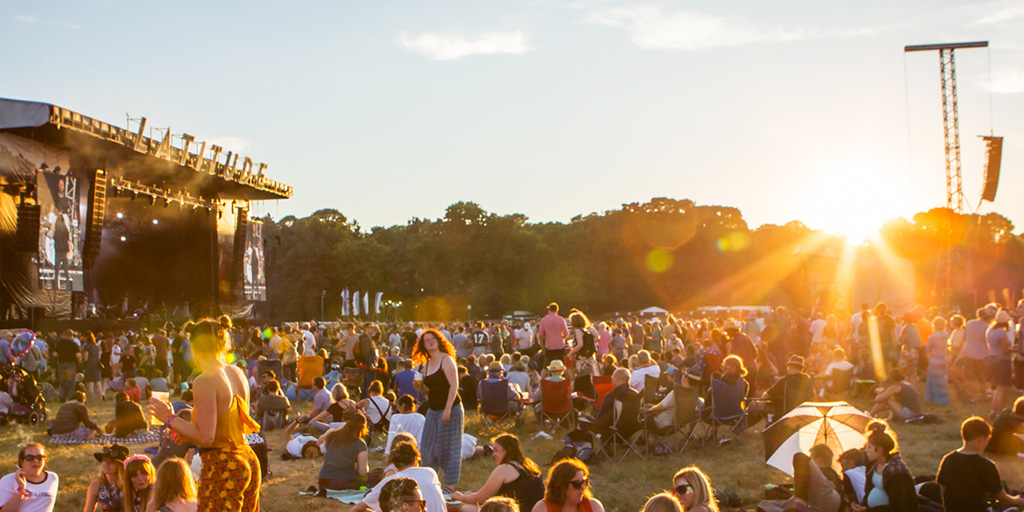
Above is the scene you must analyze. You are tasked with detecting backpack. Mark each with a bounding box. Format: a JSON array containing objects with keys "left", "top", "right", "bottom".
[{"left": 578, "top": 331, "right": 596, "bottom": 359}]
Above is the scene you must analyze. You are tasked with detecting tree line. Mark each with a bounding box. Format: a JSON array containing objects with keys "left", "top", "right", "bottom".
[{"left": 260, "top": 198, "right": 1024, "bottom": 321}]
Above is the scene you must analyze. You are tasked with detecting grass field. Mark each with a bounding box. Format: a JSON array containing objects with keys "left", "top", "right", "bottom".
[{"left": 5, "top": 390, "right": 1023, "bottom": 512}]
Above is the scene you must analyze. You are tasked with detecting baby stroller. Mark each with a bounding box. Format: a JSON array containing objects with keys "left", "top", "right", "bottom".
[{"left": 2, "top": 331, "right": 50, "bottom": 426}]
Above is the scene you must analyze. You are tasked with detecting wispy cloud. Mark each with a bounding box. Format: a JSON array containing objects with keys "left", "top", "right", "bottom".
[
  {"left": 990, "top": 68, "right": 1024, "bottom": 94},
  {"left": 14, "top": 14, "right": 81, "bottom": 30},
  {"left": 398, "top": 31, "right": 531, "bottom": 61},
  {"left": 582, "top": 4, "right": 868, "bottom": 51},
  {"left": 968, "top": 1, "right": 1024, "bottom": 26}
]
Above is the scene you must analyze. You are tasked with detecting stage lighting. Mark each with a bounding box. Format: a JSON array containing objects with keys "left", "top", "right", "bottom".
[
  {"left": 116, "top": 212, "right": 124, "bottom": 219},
  {"left": 120, "top": 236, "right": 127, "bottom": 242},
  {"left": 152, "top": 219, "right": 159, "bottom": 225}
]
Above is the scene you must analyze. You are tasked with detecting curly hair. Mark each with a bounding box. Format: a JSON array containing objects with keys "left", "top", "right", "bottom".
[
  {"left": 411, "top": 329, "right": 455, "bottom": 366},
  {"left": 379, "top": 477, "right": 420, "bottom": 512},
  {"left": 544, "top": 459, "right": 591, "bottom": 507}
]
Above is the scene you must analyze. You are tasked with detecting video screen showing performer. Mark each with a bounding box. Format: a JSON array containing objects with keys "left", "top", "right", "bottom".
[
  {"left": 37, "top": 168, "right": 83, "bottom": 291},
  {"left": 243, "top": 220, "right": 266, "bottom": 301}
]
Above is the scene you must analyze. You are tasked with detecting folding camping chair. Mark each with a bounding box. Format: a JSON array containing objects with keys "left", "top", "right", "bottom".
[
  {"left": 298, "top": 355, "right": 325, "bottom": 389},
  {"left": 478, "top": 378, "right": 521, "bottom": 436},
  {"left": 645, "top": 384, "right": 704, "bottom": 454},
  {"left": 593, "top": 376, "right": 613, "bottom": 411},
  {"left": 594, "top": 391, "right": 645, "bottom": 462},
  {"left": 538, "top": 379, "right": 576, "bottom": 433},
  {"left": 824, "top": 367, "right": 853, "bottom": 399},
  {"left": 644, "top": 375, "right": 667, "bottom": 405},
  {"left": 705, "top": 377, "right": 748, "bottom": 445}
]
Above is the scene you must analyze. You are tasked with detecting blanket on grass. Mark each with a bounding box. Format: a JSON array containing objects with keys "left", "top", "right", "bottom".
[{"left": 49, "top": 429, "right": 161, "bottom": 445}]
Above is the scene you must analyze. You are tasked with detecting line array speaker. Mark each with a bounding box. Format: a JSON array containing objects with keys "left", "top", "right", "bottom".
[
  {"left": 83, "top": 169, "right": 107, "bottom": 268},
  {"left": 14, "top": 204, "right": 40, "bottom": 252},
  {"left": 232, "top": 209, "right": 249, "bottom": 289},
  {"left": 981, "top": 136, "right": 1003, "bottom": 202}
]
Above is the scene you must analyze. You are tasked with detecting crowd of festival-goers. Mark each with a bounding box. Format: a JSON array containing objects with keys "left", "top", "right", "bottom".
[{"left": 3, "top": 298, "right": 1024, "bottom": 512}]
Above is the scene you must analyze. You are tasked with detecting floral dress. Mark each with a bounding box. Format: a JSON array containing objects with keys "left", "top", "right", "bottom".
[{"left": 96, "top": 481, "right": 124, "bottom": 512}]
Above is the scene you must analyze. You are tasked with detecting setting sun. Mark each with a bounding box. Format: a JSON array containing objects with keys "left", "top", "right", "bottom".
[{"left": 804, "top": 160, "right": 908, "bottom": 244}]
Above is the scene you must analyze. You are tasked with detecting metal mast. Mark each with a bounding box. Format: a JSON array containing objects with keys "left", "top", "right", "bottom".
[{"left": 904, "top": 41, "right": 987, "bottom": 303}]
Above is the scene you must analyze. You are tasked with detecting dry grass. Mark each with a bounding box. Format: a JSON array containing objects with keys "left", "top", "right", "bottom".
[{"left": 4, "top": 390, "right": 1020, "bottom": 512}]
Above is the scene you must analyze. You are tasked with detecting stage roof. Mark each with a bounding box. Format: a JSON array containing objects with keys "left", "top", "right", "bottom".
[{"left": 0, "top": 98, "right": 291, "bottom": 201}]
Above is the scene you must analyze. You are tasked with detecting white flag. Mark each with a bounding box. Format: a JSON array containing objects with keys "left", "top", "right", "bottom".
[
  {"left": 375, "top": 292, "right": 383, "bottom": 315},
  {"left": 353, "top": 291, "right": 361, "bottom": 316},
  {"left": 363, "top": 291, "right": 370, "bottom": 316},
  {"left": 341, "top": 289, "right": 350, "bottom": 316}
]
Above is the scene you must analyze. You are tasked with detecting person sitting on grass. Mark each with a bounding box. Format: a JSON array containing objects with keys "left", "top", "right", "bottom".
[
  {"left": 757, "top": 444, "right": 840, "bottom": 512},
  {"left": 868, "top": 369, "right": 923, "bottom": 422},
  {"left": 125, "top": 378, "right": 143, "bottom": 403},
  {"left": 452, "top": 434, "right": 544, "bottom": 512},
  {"left": 289, "top": 383, "right": 359, "bottom": 436},
  {"left": 314, "top": 413, "right": 370, "bottom": 495},
  {"left": 377, "top": 478, "right": 422, "bottom": 512},
  {"left": 106, "top": 391, "right": 150, "bottom": 438},
  {"left": 986, "top": 395, "right": 1024, "bottom": 457},
  {"left": 0, "top": 442, "right": 58, "bottom": 512},
  {"left": 850, "top": 420, "right": 916, "bottom": 512},
  {"left": 937, "top": 415, "right": 1024, "bottom": 512},
  {"left": 146, "top": 457, "right": 197, "bottom": 512},
  {"left": 123, "top": 454, "right": 155, "bottom": 512},
  {"left": 350, "top": 442, "right": 447, "bottom": 512},
  {"left": 46, "top": 390, "right": 103, "bottom": 440},
  {"left": 640, "top": 493, "right": 682, "bottom": 512},
  {"left": 530, "top": 458, "right": 605, "bottom": 512},
  {"left": 669, "top": 467, "right": 719, "bottom": 512},
  {"left": 255, "top": 379, "right": 291, "bottom": 430},
  {"left": 358, "top": 380, "right": 395, "bottom": 435},
  {"left": 383, "top": 433, "right": 419, "bottom": 479},
  {"left": 386, "top": 395, "right": 426, "bottom": 456},
  {"left": 480, "top": 496, "right": 519, "bottom": 512},
  {"left": 84, "top": 444, "right": 128, "bottom": 512}
]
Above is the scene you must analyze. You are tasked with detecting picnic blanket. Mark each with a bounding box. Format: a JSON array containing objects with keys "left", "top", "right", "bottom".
[
  {"left": 49, "top": 429, "right": 161, "bottom": 446},
  {"left": 298, "top": 489, "right": 367, "bottom": 504}
]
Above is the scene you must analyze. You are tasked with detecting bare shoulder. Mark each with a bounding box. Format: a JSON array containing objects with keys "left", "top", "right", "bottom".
[
  {"left": 588, "top": 498, "right": 605, "bottom": 512},
  {"left": 530, "top": 500, "right": 549, "bottom": 512}
]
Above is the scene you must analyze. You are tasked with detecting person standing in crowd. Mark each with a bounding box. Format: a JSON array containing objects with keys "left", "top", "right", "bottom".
[
  {"left": 84, "top": 444, "right": 128, "bottom": 512},
  {"left": 52, "top": 330, "right": 79, "bottom": 402},
  {"left": 0, "top": 442, "right": 58, "bottom": 512},
  {"left": 567, "top": 311, "right": 598, "bottom": 376},
  {"left": 414, "top": 329, "right": 464, "bottom": 488},
  {"left": 537, "top": 304, "right": 569, "bottom": 369},
  {"left": 961, "top": 307, "right": 994, "bottom": 403},
  {"left": 452, "top": 434, "right": 544, "bottom": 512},
  {"left": 937, "top": 416, "right": 1024, "bottom": 512},
  {"left": 146, "top": 458, "right": 197, "bottom": 512},
  {"left": 530, "top": 458, "right": 605, "bottom": 512},
  {"left": 987, "top": 310, "right": 1014, "bottom": 418},
  {"left": 81, "top": 332, "right": 103, "bottom": 403},
  {"left": 924, "top": 317, "right": 950, "bottom": 405},
  {"left": 851, "top": 420, "right": 917, "bottom": 512},
  {"left": 152, "top": 329, "right": 170, "bottom": 380},
  {"left": 150, "top": 319, "right": 260, "bottom": 512}
]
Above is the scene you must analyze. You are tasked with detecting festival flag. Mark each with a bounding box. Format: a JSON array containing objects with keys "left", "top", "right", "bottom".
[
  {"left": 363, "top": 291, "right": 370, "bottom": 316},
  {"left": 375, "top": 292, "right": 383, "bottom": 315},
  {"left": 353, "top": 291, "right": 361, "bottom": 316},
  {"left": 341, "top": 289, "right": 350, "bottom": 316}
]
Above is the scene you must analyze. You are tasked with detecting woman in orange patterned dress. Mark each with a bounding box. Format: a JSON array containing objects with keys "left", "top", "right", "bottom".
[{"left": 151, "top": 319, "right": 261, "bottom": 511}]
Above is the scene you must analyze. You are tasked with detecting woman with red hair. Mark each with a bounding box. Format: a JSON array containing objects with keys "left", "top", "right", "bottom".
[{"left": 413, "top": 329, "right": 463, "bottom": 488}]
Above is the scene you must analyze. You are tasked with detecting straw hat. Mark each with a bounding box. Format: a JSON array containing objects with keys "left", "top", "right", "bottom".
[{"left": 547, "top": 360, "right": 566, "bottom": 372}]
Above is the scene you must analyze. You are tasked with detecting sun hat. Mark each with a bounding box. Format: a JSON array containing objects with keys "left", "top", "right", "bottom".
[
  {"left": 487, "top": 361, "right": 503, "bottom": 372},
  {"left": 94, "top": 444, "right": 129, "bottom": 463},
  {"left": 547, "top": 360, "right": 566, "bottom": 372},
  {"left": 996, "top": 310, "right": 1012, "bottom": 324},
  {"left": 786, "top": 355, "right": 805, "bottom": 368}
]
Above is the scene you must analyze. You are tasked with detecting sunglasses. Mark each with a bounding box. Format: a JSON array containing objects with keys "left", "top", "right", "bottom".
[
  {"left": 403, "top": 499, "right": 426, "bottom": 509},
  {"left": 569, "top": 478, "right": 590, "bottom": 490},
  {"left": 23, "top": 454, "right": 46, "bottom": 462},
  {"left": 674, "top": 484, "right": 693, "bottom": 495}
]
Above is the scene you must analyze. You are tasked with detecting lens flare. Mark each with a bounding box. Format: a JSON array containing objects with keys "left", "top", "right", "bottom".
[
  {"left": 263, "top": 328, "right": 273, "bottom": 339},
  {"left": 645, "top": 248, "right": 673, "bottom": 273},
  {"left": 716, "top": 231, "right": 752, "bottom": 252},
  {"left": 225, "top": 352, "right": 237, "bottom": 364}
]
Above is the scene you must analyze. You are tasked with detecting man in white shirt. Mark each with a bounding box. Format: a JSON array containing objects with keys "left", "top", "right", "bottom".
[
  {"left": 809, "top": 313, "right": 827, "bottom": 345},
  {"left": 385, "top": 395, "right": 426, "bottom": 455},
  {"left": 301, "top": 323, "right": 317, "bottom": 357},
  {"left": 0, "top": 442, "right": 58, "bottom": 512},
  {"left": 629, "top": 350, "right": 661, "bottom": 392}
]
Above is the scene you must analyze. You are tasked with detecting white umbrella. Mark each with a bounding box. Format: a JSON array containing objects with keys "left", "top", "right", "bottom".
[{"left": 762, "top": 401, "right": 873, "bottom": 476}]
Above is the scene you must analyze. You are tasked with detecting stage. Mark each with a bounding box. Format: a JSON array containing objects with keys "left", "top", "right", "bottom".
[{"left": 0, "top": 98, "right": 291, "bottom": 330}]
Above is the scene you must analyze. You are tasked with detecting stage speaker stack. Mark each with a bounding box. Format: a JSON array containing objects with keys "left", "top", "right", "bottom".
[
  {"left": 981, "top": 136, "right": 1003, "bottom": 203},
  {"left": 14, "top": 204, "right": 40, "bottom": 252},
  {"left": 83, "top": 169, "right": 107, "bottom": 268},
  {"left": 232, "top": 208, "right": 249, "bottom": 288}
]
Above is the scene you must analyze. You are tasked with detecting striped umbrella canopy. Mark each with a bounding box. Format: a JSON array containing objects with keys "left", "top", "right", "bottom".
[{"left": 763, "top": 401, "right": 873, "bottom": 475}]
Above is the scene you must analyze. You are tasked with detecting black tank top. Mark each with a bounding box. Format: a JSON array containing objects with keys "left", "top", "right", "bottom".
[
  {"left": 497, "top": 462, "right": 545, "bottom": 512},
  {"left": 424, "top": 359, "right": 461, "bottom": 410}
]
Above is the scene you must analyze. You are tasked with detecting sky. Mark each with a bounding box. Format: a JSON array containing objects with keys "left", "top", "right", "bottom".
[{"left": 2, "top": 0, "right": 1023, "bottom": 237}]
